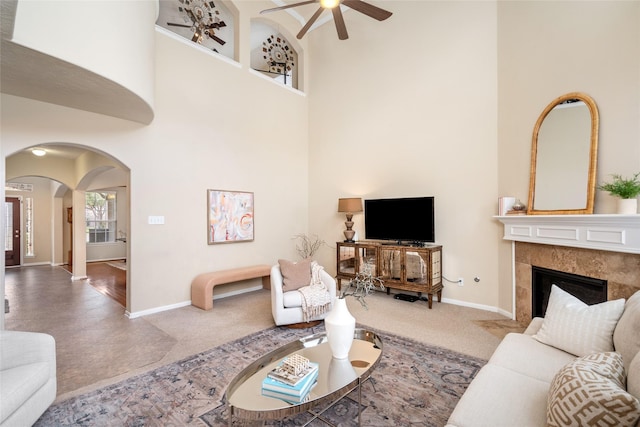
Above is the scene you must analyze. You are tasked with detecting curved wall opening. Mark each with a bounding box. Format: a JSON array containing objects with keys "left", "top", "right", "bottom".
[{"left": 5, "top": 143, "right": 132, "bottom": 311}]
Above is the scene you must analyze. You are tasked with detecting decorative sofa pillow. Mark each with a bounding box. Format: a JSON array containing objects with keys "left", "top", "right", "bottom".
[
  {"left": 614, "top": 290, "right": 640, "bottom": 373},
  {"left": 547, "top": 351, "right": 640, "bottom": 427},
  {"left": 278, "top": 258, "right": 311, "bottom": 291},
  {"left": 533, "top": 285, "right": 625, "bottom": 357}
]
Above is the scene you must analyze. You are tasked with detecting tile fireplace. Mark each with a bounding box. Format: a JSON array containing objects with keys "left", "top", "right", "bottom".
[
  {"left": 514, "top": 242, "right": 640, "bottom": 323},
  {"left": 531, "top": 266, "right": 607, "bottom": 318},
  {"left": 497, "top": 214, "right": 640, "bottom": 323}
]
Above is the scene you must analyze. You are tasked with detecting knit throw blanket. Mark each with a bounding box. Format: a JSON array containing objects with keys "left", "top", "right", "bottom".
[{"left": 298, "top": 261, "right": 332, "bottom": 322}]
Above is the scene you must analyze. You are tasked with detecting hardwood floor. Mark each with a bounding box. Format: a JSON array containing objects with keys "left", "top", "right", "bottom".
[
  {"left": 86, "top": 262, "right": 126, "bottom": 307},
  {"left": 62, "top": 261, "right": 126, "bottom": 307}
]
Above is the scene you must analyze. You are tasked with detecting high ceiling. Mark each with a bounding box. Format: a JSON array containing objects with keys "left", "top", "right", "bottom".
[{"left": 0, "top": 1, "right": 154, "bottom": 125}]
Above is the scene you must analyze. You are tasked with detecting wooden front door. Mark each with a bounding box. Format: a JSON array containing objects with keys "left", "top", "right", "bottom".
[{"left": 5, "top": 197, "right": 21, "bottom": 266}]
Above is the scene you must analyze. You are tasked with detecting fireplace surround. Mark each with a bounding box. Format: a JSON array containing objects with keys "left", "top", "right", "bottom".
[
  {"left": 497, "top": 214, "right": 640, "bottom": 323},
  {"left": 531, "top": 266, "right": 607, "bottom": 318},
  {"left": 514, "top": 242, "right": 639, "bottom": 323}
]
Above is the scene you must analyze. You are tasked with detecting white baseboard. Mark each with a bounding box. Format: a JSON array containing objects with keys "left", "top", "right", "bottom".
[
  {"left": 126, "top": 300, "right": 192, "bottom": 319},
  {"left": 125, "top": 288, "right": 515, "bottom": 321},
  {"left": 126, "top": 286, "right": 264, "bottom": 319},
  {"left": 20, "top": 261, "right": 50, "bottom": 267},
  {"left": 442, "top": 297, "right": 514, "bottom": 319},
  {"left": 496, "top": 307, "right": 515, "bottom": 319}
]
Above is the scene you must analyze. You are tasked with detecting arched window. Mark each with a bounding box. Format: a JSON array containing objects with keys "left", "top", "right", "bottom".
[
  {"left": 156, "top": 0, "right": 236, "bottom": 60},
  {"left": 250, "top": 21, "right": 299, "bottom": 89}
]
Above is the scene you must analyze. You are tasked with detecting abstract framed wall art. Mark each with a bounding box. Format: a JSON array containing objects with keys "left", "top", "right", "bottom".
[{"left": 207, "top": 190, "right": 254, "bottom": 244}]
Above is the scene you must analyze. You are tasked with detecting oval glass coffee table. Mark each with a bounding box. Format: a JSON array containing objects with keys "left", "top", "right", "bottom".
[{"left": 224, "top": 328, "right": 383, "bottom": 426}]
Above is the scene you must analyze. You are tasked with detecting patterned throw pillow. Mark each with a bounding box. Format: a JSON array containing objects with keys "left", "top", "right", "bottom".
[
  {"left": 547, "top": 352, "right": 640, "bottom": 427},
  {"left": 278, "top": 258, "right": 311, "bottom": 291},
  {"left": 533, "top": 285, "right": 625, "bottom": 357}
]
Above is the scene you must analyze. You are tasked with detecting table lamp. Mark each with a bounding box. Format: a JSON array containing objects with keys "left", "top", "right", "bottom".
[{"left": 338, "top": 198, "right": 363, "bottom": 242}]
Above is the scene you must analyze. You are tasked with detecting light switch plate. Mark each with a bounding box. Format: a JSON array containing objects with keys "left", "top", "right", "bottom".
[{"left": 148, "top": 215, "right": 165, "bottom": 225}]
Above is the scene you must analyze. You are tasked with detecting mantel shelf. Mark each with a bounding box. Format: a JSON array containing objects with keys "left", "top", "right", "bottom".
[{"left": 495, "top": 214, "right": 640, "bottom": 254}]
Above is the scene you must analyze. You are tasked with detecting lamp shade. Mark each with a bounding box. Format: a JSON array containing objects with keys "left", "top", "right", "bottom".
[{"left": 338, "top": 198, "right": 363, "bottom": 213}]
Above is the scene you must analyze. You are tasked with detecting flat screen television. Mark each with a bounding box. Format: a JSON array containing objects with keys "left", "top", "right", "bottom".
[{"left": 364, "top": 197, "right": 435, "bottom": 244}]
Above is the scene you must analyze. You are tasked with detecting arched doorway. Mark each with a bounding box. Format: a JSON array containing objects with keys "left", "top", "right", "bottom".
[{"left": 5, "top": 143, "right": 131, "bottom": 311}]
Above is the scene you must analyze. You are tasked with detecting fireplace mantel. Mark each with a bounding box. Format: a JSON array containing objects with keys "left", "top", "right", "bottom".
[{"left": 496, "top": 214, "right": 640, "bottom": 254}]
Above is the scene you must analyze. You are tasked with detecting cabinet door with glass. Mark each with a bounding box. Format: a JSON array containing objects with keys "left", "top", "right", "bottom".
[
  {"left": 379, "top": 247, "right": 403, "bottom": 284},
  {"left": 379, "top": 245, "right": 442, "bottom": 294},
  {"left": 336, "top": 242, "right": 379, "bottom": 289}
]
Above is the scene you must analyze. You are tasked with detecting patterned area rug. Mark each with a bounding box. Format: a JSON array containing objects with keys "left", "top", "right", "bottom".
[{"left": 36, "top": 324, "right": 486, "bottom": 426}]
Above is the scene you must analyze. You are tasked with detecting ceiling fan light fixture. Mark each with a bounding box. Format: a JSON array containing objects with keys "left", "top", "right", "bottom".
[
  {"left": 320, "top": 0, "right": 340, "bottom": 9},
  {"left": 260, "top": 0, "right": 392, "bottom": 40}
]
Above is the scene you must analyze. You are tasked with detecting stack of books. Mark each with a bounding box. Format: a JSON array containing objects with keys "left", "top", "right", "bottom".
[{"left": 261, "top": 354, "right": 319, "bottom": 404}]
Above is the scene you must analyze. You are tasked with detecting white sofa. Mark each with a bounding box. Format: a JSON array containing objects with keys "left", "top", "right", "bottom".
[
  {"left": 0, "top": 331, "right": 57, "bottom": 427},
  {"left": 447, "top": 289, "right": 640, "bottom": 427}
]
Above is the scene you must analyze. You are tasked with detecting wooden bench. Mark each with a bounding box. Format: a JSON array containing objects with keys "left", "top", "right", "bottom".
[{"left": 191, "top": 264, "right": 272, "bottom": 310}]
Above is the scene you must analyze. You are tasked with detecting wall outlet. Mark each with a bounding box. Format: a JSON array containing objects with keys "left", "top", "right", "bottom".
[{"left": 458, "top": 277, "right": 464, "bottom": 287}]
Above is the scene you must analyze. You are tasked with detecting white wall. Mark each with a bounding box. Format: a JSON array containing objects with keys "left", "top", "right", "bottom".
[
  {"left": 2, "top": 0, "right": 639, "bottom": 320},
  {"left": 307, "top": 1, "right": 501, "bottom": 311},
  {"left": 2, "top": 24, "right": 310, "bottom": 315},
  {"left": 307, "top": 0, "right": 639, "bottom": 315},
  {"left": 497, "top": 0, "right": 640, "bottom": 312},
  {"left": 10, "top": 0, "right": 156, "bottom": 121}
]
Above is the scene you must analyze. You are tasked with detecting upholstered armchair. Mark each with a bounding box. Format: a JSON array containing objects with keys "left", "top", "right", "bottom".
[
  {"left": 270, "top": 262, "right": 337, "bottom": 326},
  {"left": 0, "top": 330, "right": 57, "bottom": 426}
]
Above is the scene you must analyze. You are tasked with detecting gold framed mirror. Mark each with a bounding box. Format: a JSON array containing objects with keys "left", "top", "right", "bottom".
[{"left": 527, "top": 92, "right": 599, "bottom": 215}]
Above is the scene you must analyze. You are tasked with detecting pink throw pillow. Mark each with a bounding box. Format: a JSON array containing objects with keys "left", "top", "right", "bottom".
[{"left": 278, "top": 258, "right": 311, "bottom": 291}]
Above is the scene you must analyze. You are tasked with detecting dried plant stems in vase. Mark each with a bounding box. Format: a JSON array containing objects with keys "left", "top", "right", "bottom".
[
  {"left": 292, "top": 234, "right": 327, "bottom": 259},
  {"left": 340, "top": 263, "right": 385, "bottom": 310}
]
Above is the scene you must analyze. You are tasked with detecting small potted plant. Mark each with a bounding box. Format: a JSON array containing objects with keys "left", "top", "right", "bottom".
[{"left": 598, "top": 172, "right": 640, "bottom": 214}]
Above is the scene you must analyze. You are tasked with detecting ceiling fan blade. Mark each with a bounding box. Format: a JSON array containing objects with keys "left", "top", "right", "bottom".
[
  {"left": 209, "top": 33, "right": 226, "bottom": 45},
  {"left": 342, "top": 0, "right": 392, "bottom": 21},
  {"left": 260, "top": 0, "right": 317, "bottom": 15},
  {"left": 167, "top": 22, "right": 192, "bottom": 28},
  {"left": 332, "top": 7, "right": 349, "bottom": 40},
  {"left": 297, "top": 7, "right": 324, "bottom": 39},
  {"left": 205, "top": 21, "right": 226, "bottom": 30}
]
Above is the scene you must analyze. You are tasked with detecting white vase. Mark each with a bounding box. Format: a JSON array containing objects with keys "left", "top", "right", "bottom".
[
  {"left": 327, "top": 356, "right": 357, "bottom": 389},
  {"left": 617, "top": 198, "right": 638, "bottom": 214},
  {"left": 324, "top": 298, "right": 355, "bottom": 359}
]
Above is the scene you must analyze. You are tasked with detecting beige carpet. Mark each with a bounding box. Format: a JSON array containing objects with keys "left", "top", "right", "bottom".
[
  {"left": 5, "top": 265, "right": 518, "bottom": 405},
  {"left": 472, "top": 319, "right": 528, "bottom": 339}
]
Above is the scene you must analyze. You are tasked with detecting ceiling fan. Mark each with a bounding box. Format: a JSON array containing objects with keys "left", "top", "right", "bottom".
[{"left": 260, "top": 0, "right": 392, "bottom": 40}]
